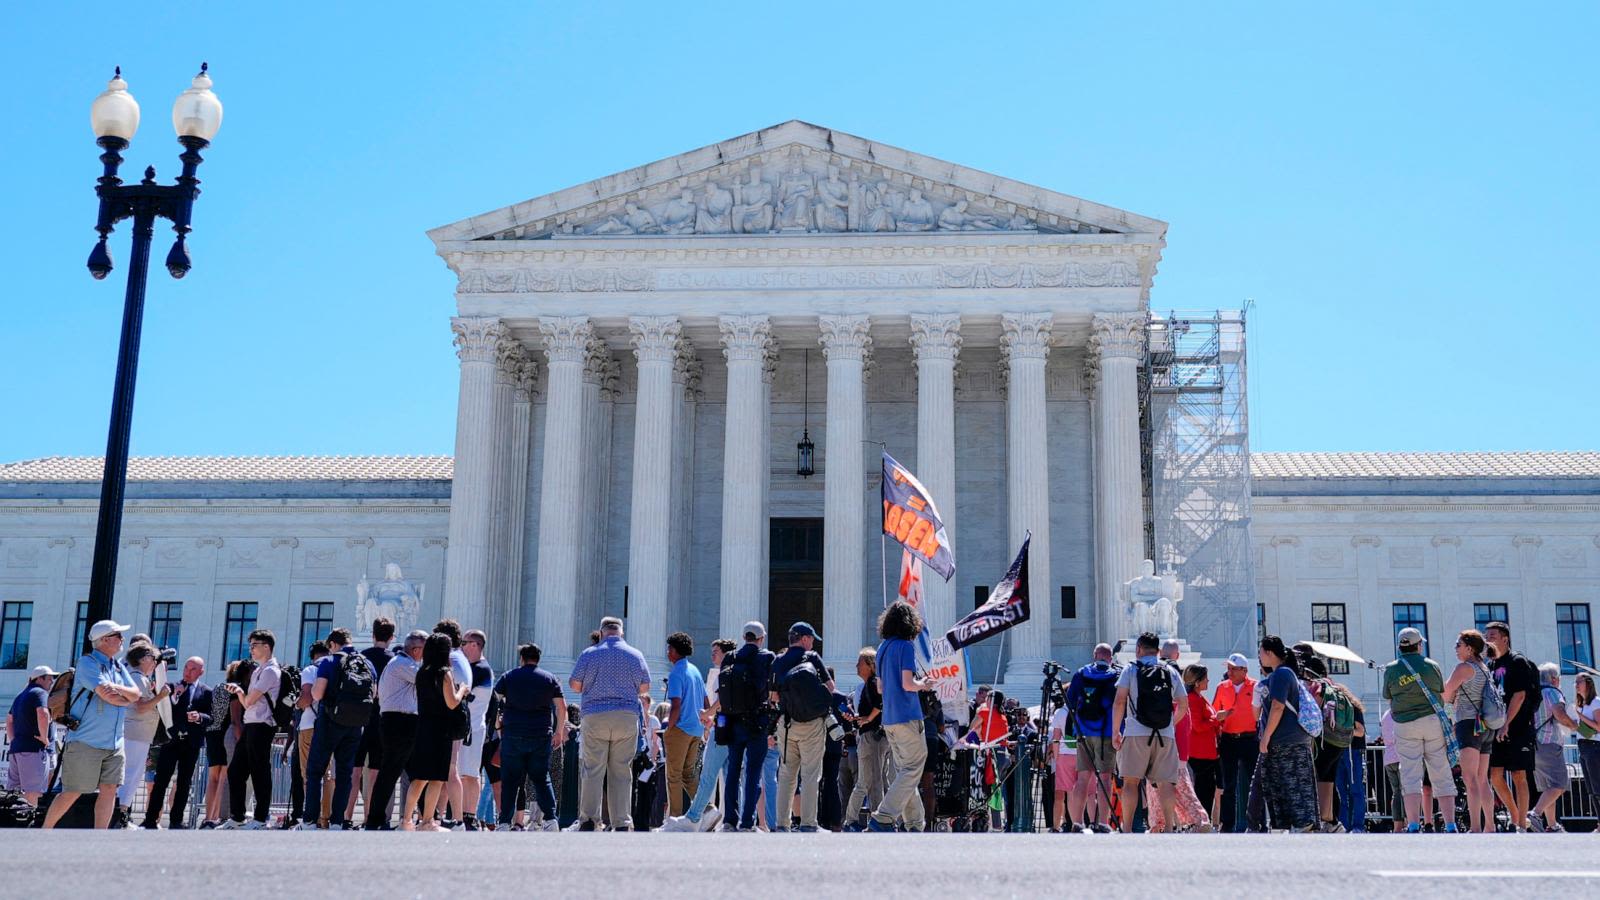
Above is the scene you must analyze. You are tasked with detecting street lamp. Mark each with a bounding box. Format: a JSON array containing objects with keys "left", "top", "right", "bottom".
[{"left": 80, "top": 64, "right": 222, "bottom": 653}]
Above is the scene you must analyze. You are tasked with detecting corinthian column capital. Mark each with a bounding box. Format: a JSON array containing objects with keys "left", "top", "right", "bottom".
[
  {"left": 1000, "top": 312, "right": 1053, "bottom": 362},
  {"left": 629, "top": 316, "right": 683, "bottom": 364},
  {"left": 512, "top": 357, "right": 540, "bottom": 401},
  {"left": 494, "top": 337, "right": 528, "bottom": 384},
  {"left": 1090, "top": 312, "right": 1146, "bottom": 361},
  {"left": 538, "top": 316, "right": 593, "bottom": 365},
  {"left": 818, "top": 314, "right": 874, "bottom": 364},
  {"left": 672, "top": 339, "right": 701, "bottom": 388},
  {"left": 452, "top": 316, "right": 505, "bottom": 364},
  {"left": 909, "top": 313, "right": 962, "bottom": 363},
  {"left": 719, "top": 315, "right": 774, "bottom": 363}
]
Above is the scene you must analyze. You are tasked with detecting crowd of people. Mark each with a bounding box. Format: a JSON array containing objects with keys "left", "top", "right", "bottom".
[{"left": 6, "top": 606, "right": 1599, "bottom": 834}]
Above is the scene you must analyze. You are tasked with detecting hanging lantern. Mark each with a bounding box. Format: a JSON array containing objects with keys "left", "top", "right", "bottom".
[
  {"left": 797, "top": 428, "right": 815, "bottom": 478},
  {"left": 797, "top": 348, "right": 815, "bottom": 477}
]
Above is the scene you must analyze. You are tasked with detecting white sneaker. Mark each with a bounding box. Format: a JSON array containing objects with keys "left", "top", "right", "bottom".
[
  {"left": 217, "top": 819, "right": 242, "bottom": 830},
  {"left": 239, "top": 820, "right": 267, "bottom": 831},
  {"left": 698, "top": 807, "right": 723, "bottom": 833},
  {"left": 538, "top": 819, "right": 559, "bottom": 832},
  {"left": 292, "top": 821, "right": 320, "bottom": 831},
  {"left": 661, "top": 815, "right": 697, "bottom": 833}
]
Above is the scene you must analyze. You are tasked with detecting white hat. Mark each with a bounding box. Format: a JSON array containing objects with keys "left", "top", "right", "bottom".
[
  {"left": 88, "top": 619, "right": 131, "bottom": 642},
  {"left": 28, "top": 664, "right": 60, "bottom": 679},
  {"left": 1226, "top": 653, "right": 1250, "bottom": 669}
]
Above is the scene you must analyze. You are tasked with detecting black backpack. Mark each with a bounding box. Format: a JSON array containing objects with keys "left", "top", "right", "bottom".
[
  {"left": 718, "top": 651, "right": 763, "bottom": 716},
  {"left": 777, "top": 657, "right": 832, "bottom": 723},
  {"left": 269, "top": 666, "right": 301, "bottom": 732},
  {"left": 1131, "top": 661, "right": 1175, "bottom": 731},
  {"left": 325, "top": 651, "right": 376, "bottom": 727},
  {"left": 1073, "top": 664, "right": 1119, "bottom": 727}
]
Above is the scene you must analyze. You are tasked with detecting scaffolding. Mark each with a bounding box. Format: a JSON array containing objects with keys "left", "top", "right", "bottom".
[{"left": 1139, "top": 309, "right": 1256, "bottom": 659}]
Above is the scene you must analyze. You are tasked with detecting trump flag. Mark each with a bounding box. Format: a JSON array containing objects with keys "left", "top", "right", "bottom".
[
  {"left": 944, "top": 533, "right": 1031, "bottom": 650},
  {"left": 881, "top": 452, "right": 955, "bottom": 581}
]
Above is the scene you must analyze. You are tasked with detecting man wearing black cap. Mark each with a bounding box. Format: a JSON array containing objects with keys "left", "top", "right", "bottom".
[{"left": 771, "top": 621, "right": 834, "bottom": 832}]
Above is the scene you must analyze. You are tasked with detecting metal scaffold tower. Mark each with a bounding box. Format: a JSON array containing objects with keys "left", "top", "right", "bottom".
[{"left": 1139, "top": 309, "right": 1256, "bottom": 658}]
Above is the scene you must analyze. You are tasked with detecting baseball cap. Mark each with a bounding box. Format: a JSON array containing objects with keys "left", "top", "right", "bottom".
[
  {"left": 1397, "top": 627, "right": 1425, "bottom": 647},
  {"left": 789, "top": 621, "right": 821, "bottom": 640},
  {"left": 28, "top": 664, "right": 60, "bottom": 679},
  {"left": 88, "top": 619, "right": 131, "bottom": 642},
  {"left": 1226, "top": 653, "right": 1250, "bottom": 669},
  {"left": 743, "top": 621, "right": 766, "bottom": 640}
]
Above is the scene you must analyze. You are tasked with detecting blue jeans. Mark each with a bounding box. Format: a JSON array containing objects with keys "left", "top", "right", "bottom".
[
  {"left": 305, "top": 717, "right": 363, "bottom": 825},
  {"left": 1335, "top": 746, "right": 1367, "bottom": 832},
  {"left": 724, "top": 720, "right": 775, "bottom": 829},
  {"left": 686, "top": 739, "right": 729, "bottom": 822},
  {"left": 498, "top": 734, "right": 556, "bottom": 825},
  {"left": 761, "top": 743, "right": 778, "bottom": 825}
]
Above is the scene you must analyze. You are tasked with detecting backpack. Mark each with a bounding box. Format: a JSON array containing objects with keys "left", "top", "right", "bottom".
[
  {"left": 1319, "top": 679, "right": 1357, "bottom": 748},
  {"left": 0, "top": 791, "right": 35, "bottom": 829},
  {"left": 1475, "top": 663, "right": 1508, "bottom": 730},
  {"left": 1131, "top": 661, "right": 1174, "bottom": 731},
  {"left": 269, "top": 667, "right": 302, "bottom": 732},
  {"left": 718, "top": 651, "right": 763, "bottom": 717},
  {"left": 777, "top": 658, "right": 833, "bottom": 723},
  {"left": 1294, "top": 678, "right": 1324, "bottom": 737},
  {"left": 1072, "top": 665, "right": 1119, "bottom": 728},
  {"left": 46, "top": 669, "right": 79, "bottom": 722},
  {"left": 325, "top": 651, "right": 376, "bottom": 727}
]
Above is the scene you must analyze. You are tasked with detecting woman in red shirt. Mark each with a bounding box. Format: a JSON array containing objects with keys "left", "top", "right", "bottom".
[{"left": 1184, "top": 664, "right": 1221, "bottom": 823}]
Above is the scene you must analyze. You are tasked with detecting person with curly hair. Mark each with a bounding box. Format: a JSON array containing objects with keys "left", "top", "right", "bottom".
[{"left": 866, "top": 601, "right": 932, "bottom": 832}]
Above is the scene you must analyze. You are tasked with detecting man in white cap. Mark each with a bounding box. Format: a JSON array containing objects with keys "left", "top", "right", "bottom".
[
  {"left": 1212, "top": 652, "right": 1258, "bottom": 832},
  {"left": 6, "top": 664, "right": 59, "bottom": 805},
  {"left": 43, "top": 620, "right": 141, "bottom": 829}
]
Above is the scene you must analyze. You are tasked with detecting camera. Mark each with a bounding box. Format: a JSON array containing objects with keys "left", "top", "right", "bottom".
[
  {"left": 825, "top": 714, "right": 845, "bottom": 744},
  {"left": 156, "top": 646, "right": 178, "bottom": 665},
  {"left": 1041, "top": 660, "right": 1062, "bottom": 679}
]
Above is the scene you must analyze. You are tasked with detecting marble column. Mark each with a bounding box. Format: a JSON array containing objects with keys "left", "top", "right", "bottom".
[
  {"left": 580, "top": 342, "right": 618, "bottom": 636},
  {"left": 909, "top": 313, "right": 962, "bottom": 637},
  {"left": 533, "top": 316, "right": 592, "bottom": 673},
  {"left": 718, "top": 315, "right": 774, "bottom": 639},
  {"left": 483, "top": 338, "right": 522, "bottom": 644},
  {"left": 444, "top": 316, "right": 505, "bottom": 635},
  {"left": 669, "top": 346, "right": 701, "bottom": 640},
  {"left": 496, "top": 352, "right": 537, "bottom": 671},
  {"left": 1001, "top": 313, "right": 1054, "bottom": 682},
  {"left": 1090, "top": 313, "right": 1145, "bottom": 642},
  {"left": 627, "top": 316, "right": 684, "bottom": 674},
  {"left": 819, "top": 314, "right": 872, "bottom": 671}
]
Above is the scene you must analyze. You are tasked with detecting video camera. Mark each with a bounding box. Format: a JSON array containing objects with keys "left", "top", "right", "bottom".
[{"left": 156, "top": 646, "right": 178, "bottom": 665}]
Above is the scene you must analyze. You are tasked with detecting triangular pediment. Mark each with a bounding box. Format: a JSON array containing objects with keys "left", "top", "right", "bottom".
[{"left": 428, "top": 121, "right": 1166, "bottom": 246}]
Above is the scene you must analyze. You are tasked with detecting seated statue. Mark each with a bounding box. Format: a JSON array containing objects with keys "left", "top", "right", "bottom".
[
  {"left": 896, "top": 189, "right": 935, "bottom": 232},
  {"left": 696, "top": 181, "right": 734, "bottom": 234},
  {"left": 863, "top": 181, "right": 897, "bottom": 232},
  {"left": 623, "top": 202, "right": 661, "bottom": 234},
  {"left": 1123, "top": 558, "right": 1183, "bottom": 639},
  {"left": 660, "top": 190, "right": 698, "bottom": 234},
  {"left": 732, "top": 167, "right": 774, "bottom": 234},
  {"left": 355, "top": 563, "right": 423, "bottom": 638},
  {"left": 814, "top": 165, "right": 849, "bottom": 232}
]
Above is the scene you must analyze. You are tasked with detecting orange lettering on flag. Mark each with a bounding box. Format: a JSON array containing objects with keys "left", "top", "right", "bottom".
[{"left": 906, "top": 495, "right": 927, "bottom": 512}]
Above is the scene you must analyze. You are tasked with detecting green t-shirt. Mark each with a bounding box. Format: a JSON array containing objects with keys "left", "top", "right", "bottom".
[{"left": 1383, "top": 652, "right": 1445, "bottom": 723}]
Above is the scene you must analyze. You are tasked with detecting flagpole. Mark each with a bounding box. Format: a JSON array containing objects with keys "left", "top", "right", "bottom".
[{"left": 867, "top": 439, "right": 890, "bottom": 609}]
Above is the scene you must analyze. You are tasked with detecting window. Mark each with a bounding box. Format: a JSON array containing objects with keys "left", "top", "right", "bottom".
[
  {"left": 1311, "top": 603, "right": 1350, "bottom": 674},
  {"left": 1257, "top": 603, "right": 1267, "bottom": 644},
  {"left": 1060, "top": 586, "right": 1077, "bottom": 619},
  {"left": 1392, "top": 603, "right": 1429, "bottom": 649},
  {"left": 222, "top": 602, "right": 258, "bottom": 664},
  {"left": 1556, "top": 604, "right": 1593, "bottom": 675},
  {"left": 149, "top": 601, "right": 183, "bottom": 651},
  {"left": 1473, "top": 603, "right": 1508, "bottom": 634},
  {"left": 974, "top": 586, "right": 990, "bottom": 609},
  {"left": 71, "top": 600, "right": 90, "bottom": 657},
  {"left": 1, "top": 602, "right": 32, "bottom": 669},
  {"left": 299, "top": 602, "right": 334, "bottom": 665}
]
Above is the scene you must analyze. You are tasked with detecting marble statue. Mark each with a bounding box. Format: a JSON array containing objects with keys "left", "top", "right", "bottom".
[
  {"left": 897, "top": 189, "right": 935, "bottom": 232},
  {"left": 696, "top": 181, "right": 734, "bottom": 234},
  {"left": 356, "top": 562, "right": 424, "bottom": 639},
  {"left": 863, "top": 181, "right": 897, "bottom": 232},
  {"left": 624, "top": 202, "right": 661, "bottom": 234},
  {"left": 776, "top": 158, "right": 815, "bottom": 232},
  {"left": 814, "top": 165, "right": 849, "bottom": 233},
  {"left": 1123, "top": 558, "right": 1183, "bottom": 639},
  {"left": 732, "top": 166, "right": 774, "bottom": 234},
  {"left": 938, "top": 199, "right": 1002, "bottom": 231},
  {"left": 661, "top": 190, "right": 698, "bottom": 235}
]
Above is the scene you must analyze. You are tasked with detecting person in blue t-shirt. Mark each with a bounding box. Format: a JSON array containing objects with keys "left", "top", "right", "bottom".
[
  {"left": 492, "top": 642, "right": 566, "bottom": 830},
  {"left": 6, "top": 665, "right": 58, "bottom": 804},
  {"left": 869, "top": 600, "right": 932, "bottom": 832},
  {"left": 1064, "top": 643, "right": 1121, "bottom": 832},
  {"left": 662, "top": 631, "right": 707, "bottom": 819}
]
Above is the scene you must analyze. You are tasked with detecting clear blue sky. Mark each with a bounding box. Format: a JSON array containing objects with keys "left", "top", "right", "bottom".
[{"left": 3, "top": 2, "right": 1595, "bottom": 461}]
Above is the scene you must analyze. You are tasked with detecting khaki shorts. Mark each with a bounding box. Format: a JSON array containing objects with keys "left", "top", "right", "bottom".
[
  {"left": 1075, "top": 736, "right": 1116, "bottom": 773},
  {"left": 59, "top": 741, "right": 125, "bottom": 793},
  {"left": 1117, "top": 732, "right": 1180, "bottom": 784}
]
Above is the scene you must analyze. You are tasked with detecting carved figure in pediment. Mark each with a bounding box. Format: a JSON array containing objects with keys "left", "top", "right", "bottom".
[
  {"left": 661, "top": 190, "right": 698, "bottom": 234},
  {"left": 897, "top": 189, "right": 935, "bottom": 232},
  {"left": 939, "top": 199, "right": 1002, "bottom": 231},
  {"left": 863, "top": 181, "right": 898, "bottom": 232},
  {"left": 586, "top": 212, "right": 635, "bottom": 235},
  {"left": 776, "top": 160, "right": 815, "bottom": 232},
  {"left": 814, "top": 165, "right": 849, "bottom": 233},
  {"left": 1005, "top": 213, "right": 1038, "bottom": 231},
  {"left": 696, "top": 182, "right": 734, "bottom": 234},
  {"left": 624, "top": 202, "right": 661, "bottom": 234},
  {"left": 732, "top": 166, "right": 774, "bottom": 234}
]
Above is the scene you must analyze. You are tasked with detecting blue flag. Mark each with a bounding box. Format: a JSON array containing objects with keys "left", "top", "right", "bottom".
[
  {"left": 944, "top": 533, "right": 1031, "bottom": 650},
  {"left": 880, "top": 452, "right": 955, "bottom": 581}
]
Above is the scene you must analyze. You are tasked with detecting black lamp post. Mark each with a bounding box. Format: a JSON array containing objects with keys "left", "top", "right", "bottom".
[{"left": 80, "top": 65, "right": 222, "bottom": 653}]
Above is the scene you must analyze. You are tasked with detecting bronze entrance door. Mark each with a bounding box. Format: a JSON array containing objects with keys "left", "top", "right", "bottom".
[{"left": 769, "top": 518, "right": 823, "bottom": 638}]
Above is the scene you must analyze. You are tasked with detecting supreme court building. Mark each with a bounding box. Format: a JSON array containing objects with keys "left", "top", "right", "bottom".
[{"left": 2, "top": 122, "right": 1597, "bottom": 703}]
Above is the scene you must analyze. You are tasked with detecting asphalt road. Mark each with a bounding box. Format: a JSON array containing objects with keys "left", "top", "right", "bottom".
[{"left": 7, "top": 832, "right": 1600, "bottom": 898}]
